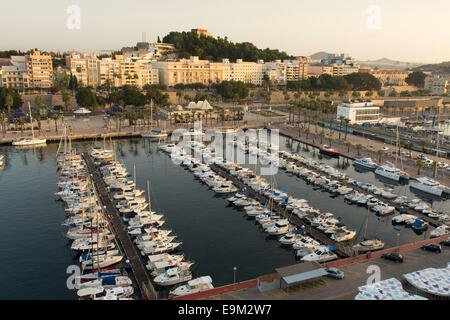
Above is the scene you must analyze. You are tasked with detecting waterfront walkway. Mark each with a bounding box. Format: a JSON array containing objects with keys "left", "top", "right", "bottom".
[{"left": 83, "top": 153, "right": 158, "bottom": 300}]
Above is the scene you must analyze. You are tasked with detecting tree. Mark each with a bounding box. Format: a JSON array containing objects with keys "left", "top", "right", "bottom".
[
  {"left": 377, "top": 149, "right": 384, "bottom": 163},
  {"left": 5, "top": 94, "right": 13, "bottom": 114},
  {"left": 0, "top": 87, "right": 22, "bottom": 113},
  {"left": 356, "top": 144, "right": 363, "bottom": 155},
  {"left": 51, "top": 113, "right": 61, "bottom": 133},
  {"left": 346, "top": 141, "right": 352, "bottom": 153},
  {"left": 416, "top": 159, "right": 424, "bottom": 175},
  {"left": 76, "top": 87, "right": 98, "bottom": 108},
  {"left": 418, "top": 139, "right": 428, "bottom": 152},
  {"left": 62, "top": 91, "right": 71, "bottom": 111},
  {"left": 405, "top": 72, "right": 426, "bottom": 88}
]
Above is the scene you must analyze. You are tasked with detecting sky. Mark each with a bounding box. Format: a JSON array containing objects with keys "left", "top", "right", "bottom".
[{"left": 1, "top": 0, "right": 448, "bottom": 64}]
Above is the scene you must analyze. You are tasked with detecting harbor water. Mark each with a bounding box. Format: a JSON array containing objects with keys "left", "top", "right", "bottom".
[{"left": 0, "top": 135, "right": 448, "bottom": 299}]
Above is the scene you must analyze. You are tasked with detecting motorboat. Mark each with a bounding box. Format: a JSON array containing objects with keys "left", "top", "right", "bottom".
[
  {"left": 279, "top": 232, "right": 303, "bottom": 245},
  {"left": 301, "top": 246, "right": 338, "bottom": 262},
  {"left": 375, "top": 165, "right": 409, "bottom": 182},
  {"left": 265, "top": 219, "right": 290, "bottom": 235},
  {"left": 142, "top": 130, "right": 168, "bottom": 139},
  {"left": 153, "top": 267, "right": 192, "bottom": 286},
  {"left": 410, "top": 177, "right": 450, "bottom": 197},
  {"left": 169, "top": 276, "right": 214, "bottom": 298},
  {"left": 353, "top": 239, "right": 385, "bottom": 252},
  {"left": 319, "top": 145, "right": 340, "bottom": 158},
  {"left": 353, "top": 158, "right": 378, "bottom": 171},
  {"left": 430, "top": 225, "right": 450, "bottom": 238}
]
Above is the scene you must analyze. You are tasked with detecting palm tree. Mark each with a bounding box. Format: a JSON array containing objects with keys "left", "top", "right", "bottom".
[
  {"left": 328, "top": 137, "right": 333, "bottom": 146},
  {"left": 377, "top": 149, "right": 384, "bottom": 163},
  {"left": 344, "top": 119, "right": 350, "bottom": 140},
  {"left": 416, "top": 159, "right": 424, "bottom": 175},
  {"left": 51, "top": 113, "right": 61, "bottom": 132},
  {"left": 346, "top": 141, "right": 352, "bottom": 153},
  {"left": 0, "top": 113, "right": 7, "bottom": 137},
  {"left": 356, "top": 144, "right": 363, "bottom": 156},
  {"left": 328, "top": 119, "right": 334, "bottom": 137},
  {"left": 338, "top": 115, "right": 345, "bottom": 140},
  {"left": 305, "top": 128, "right": 310, "bottom": 140},
  {"left": 319, "top": 130, "right": 325, "bottom": 144},
  {"left": 418, "top": 139, "right": 428, "bottom": 152},
  {"left": 431, "top": 161, "right": 438, "bottom": 178},
  {"left": 5, "top": 94, "right": 14, "bottom": 114}
]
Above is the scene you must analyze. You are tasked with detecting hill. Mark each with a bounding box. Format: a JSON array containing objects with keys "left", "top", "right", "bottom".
[
  {"left": 412, "top": 61, "right": 450, "bottom": 75},
  {"left": 162, "top": 31, "right": 293, "bottom": 63},
  {"left": 358, "top": 57, "right": 424, "bottom": 70},
  {"left": 309, "top": 51, "right": 330, "bottom": 61}
]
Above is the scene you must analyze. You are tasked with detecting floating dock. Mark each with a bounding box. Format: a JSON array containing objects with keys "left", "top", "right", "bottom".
[{"left": 83, "top": 153, "right": 158, "bottom": 300}]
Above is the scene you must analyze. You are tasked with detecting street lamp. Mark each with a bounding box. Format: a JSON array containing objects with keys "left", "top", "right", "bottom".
[
  {"left": 396, "top": 233, "right": 400, "bottom": 253},
  {"left": 233, "top": 267, "right": 237, "bottom": 284}
]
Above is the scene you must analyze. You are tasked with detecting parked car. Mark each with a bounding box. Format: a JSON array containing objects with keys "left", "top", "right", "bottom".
[
  {"left": 381, "top": 252, "right": 403, "bottom": 263},
  {"left": 439, "top": 238, "right": 450, "bottom": 247},
  {"left": 381, "top": 146, "right": 389, "bottom": 151},
  {"left": 325, "top": 267, "right": 344, "bottom": 279},
  {"left": 421, "top": 244, "right": 442, "bottom": 253},
  {"left": 417, "top": 154, "right": 427, "bottom": 160}
]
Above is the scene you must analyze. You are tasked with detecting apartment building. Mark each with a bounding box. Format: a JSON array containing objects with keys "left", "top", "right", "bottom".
[
  {"left": 370, "top": 69, "right": 409, "bottom": 86},
  {"left": 321, "top": 53, "right": 359, "bottom": 76},
  {"left": 153, "top": 56, "right": 223, "bottom": 86},
  {"left": 336, "top": 101, "right": 380, "bottom": 124},
  {"left": 26, "top": 50, "right": 53, "bottom": 88},
  {"left": 424, "top": 76, "right": 450, "bottom": 95},
  {"left": 66, "top": 52, "right": 100, "bottom": 87},
  {"left": 223, "top": 59, "right": 265, "bottom": 85},
  {"left": 0, "top": 56, "right": 29, "bottom": 89}
]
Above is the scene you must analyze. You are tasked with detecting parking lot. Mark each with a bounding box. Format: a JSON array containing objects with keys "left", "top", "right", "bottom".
[{"left": 205, "top": 245, "right": 450, "bottom": 300}]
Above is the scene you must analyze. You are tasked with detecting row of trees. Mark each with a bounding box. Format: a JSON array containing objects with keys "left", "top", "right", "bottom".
[{"left": 287, "top": 72, "right": 382, "bottom": 91}]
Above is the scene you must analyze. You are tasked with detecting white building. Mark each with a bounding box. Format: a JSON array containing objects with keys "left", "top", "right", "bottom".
[{"left": 336, "top": 101, "right": 380, "bottom": 124}]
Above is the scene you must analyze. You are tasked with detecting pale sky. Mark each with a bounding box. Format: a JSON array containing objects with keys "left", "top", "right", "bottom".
[{"left": 1, "top": 0, "right": 448, "bottom": 63}]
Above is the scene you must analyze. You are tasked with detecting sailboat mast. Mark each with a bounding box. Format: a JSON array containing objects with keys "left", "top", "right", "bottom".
[
  {"left": 28, "top": 102, "right": 35, "bottom": 139},
  {"left": 147, "top": 180, "right": 151, "bottom": 213},
  {"left": 395, "top": 124, "right": 398, "bottom": 168}
]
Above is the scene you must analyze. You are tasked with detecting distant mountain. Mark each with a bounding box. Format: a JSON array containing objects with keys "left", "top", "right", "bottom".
[
  {"left": 412, "top": 61, "right": 450, "bottom": 75},
  {"left": 357, "top": 58, "right": 424, "bottom": 70},
  {"left": 309, "top": 51, "right": 330, "bottom": 61}
]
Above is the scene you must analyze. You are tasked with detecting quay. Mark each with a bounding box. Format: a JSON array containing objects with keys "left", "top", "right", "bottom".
[
  {"left": 83, "top": 153, "right": 158, "bottom": 300},
  {"left": 209, "top": 164, "right": 352, "bottom": 258},
  {"left": 174, "top": 233, "right": 450, "bottom": 300}
]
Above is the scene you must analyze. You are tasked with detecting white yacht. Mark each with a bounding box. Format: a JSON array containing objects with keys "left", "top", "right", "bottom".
[
  {"left": 375, "top": 164, "right": 409, "bottom": 182},
  {"left": 301, "top": 246, "right": 338, "bottom": 263},
  {"left": 142, "top": 130, "right": 168, "bottom": 139},
  {"left": 410, "top": 177, "right": 450, "bottom": 197},
  {"left": 353, "top": 239, "right": 385, "bottom": 252},
  {"left": 353, "top": 158, "right": 378, "bottom": 171},
  {"left": 153, "top": 267, "right": 192, "bottom": 286},
  {"left": 12, "top": 103, "right": 47, "bottom": 147},
  {"left": 169, "top": 276, "right": 214, "bottom": 298}
]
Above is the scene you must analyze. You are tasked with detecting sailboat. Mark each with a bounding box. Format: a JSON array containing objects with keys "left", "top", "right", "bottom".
[
  {"left": 374, "top": 124, "right": 409, "bottom": 182},
  {"left": 141, "top": 99, "right": 168, "bottom": 139},
  {"left": 12, "top": 102, "right": 47, "bottom": 146},
  {"left": 352, "top": 207, "right": 384, "bottom": 253}
]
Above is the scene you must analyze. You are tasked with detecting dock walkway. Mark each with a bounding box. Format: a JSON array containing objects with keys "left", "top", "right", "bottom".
[
  {"left": 210, "top": 164, "right": 352, "bottom": 258},
  {"left": 83, "top": 153, "right": 158, "bottom": 300}
]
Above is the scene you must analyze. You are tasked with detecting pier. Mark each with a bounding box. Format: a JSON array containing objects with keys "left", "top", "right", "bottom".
[
  {"left": 83, "top": 153, "right": 158, "bottom": 300},
  {"left": 277, "top": 153, "right": 444, "bottom": 228},
  {"left": 209, "top": 164, "right": 353, "bottom": 258}
]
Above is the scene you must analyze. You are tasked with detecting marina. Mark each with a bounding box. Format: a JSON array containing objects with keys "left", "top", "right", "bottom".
[{"left": 0, "top": 131, "right": 448, "bottom": 299}]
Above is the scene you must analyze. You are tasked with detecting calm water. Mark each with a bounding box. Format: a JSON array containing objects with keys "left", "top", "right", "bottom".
[{"left": 0, "top": 135, "right": 448, "bottom": 299}]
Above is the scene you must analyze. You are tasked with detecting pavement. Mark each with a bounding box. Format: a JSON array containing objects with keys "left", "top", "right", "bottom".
[{"left": 204, "top": 245, "right": 450, "bottom": 300}]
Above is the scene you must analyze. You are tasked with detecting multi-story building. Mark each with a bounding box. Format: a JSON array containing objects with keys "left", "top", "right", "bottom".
[
  {"left": 191, "top": 28, "right": 212, "bottom": 38},
  {"left": 26, "top": 50, "right": 53, "bottom": 88},
  {"left": 424, "top": 76, "right": 450, "bottom": 95},
  {"left": 336, "top": 101, "right": 380, "bottom": 124},
  {"left": 223, "top": 59, "right": 265, "bottom": 85},
  {"left": 0, "top": 56, "right": 29, "bottom": 90},
  {"left": 369, "top": 69, "right": 409, "bottom": 86},
  {"left": 154, "top": 56, "right": 224, "bottom": 87},
  {"left": 66, "top": 52, "right": 100, "bottom": 87},
  {"left": 321, "top": 53, "right": 359, "bottom": 76}
]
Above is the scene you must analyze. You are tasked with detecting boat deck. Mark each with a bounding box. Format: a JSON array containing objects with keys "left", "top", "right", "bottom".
[{"left": 83, "top": 153, "right": 158, "bottom": 300}]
